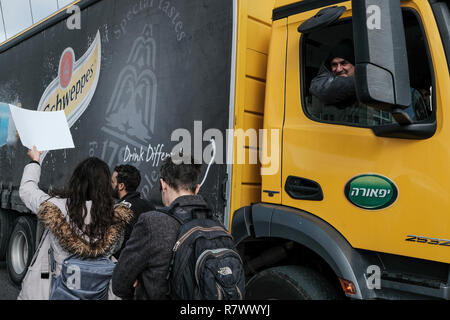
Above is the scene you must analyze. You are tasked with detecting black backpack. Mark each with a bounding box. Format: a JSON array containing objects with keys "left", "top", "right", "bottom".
[{"left": 160, "top": 204, "right": 245, "bottom": 300}]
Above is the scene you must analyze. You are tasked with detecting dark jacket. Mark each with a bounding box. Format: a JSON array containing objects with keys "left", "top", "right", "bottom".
[
  {"left": 309, "top": 64, "right": 356, "bottom": 106},
  {"left": 112, "top": 195, "right": 210, "bottom": 300},
  {"left": 114, "top": 191, "right": 155, "bottom": 258}
]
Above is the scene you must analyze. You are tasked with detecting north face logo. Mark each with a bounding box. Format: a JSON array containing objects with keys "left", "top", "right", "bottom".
[{"left": 218, "top": 267, "right": 233, "bottom": 276}]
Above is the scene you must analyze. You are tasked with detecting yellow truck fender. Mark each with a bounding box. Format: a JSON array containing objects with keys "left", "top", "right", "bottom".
[{"left": 232, "top": 203, "right": 380, "bottom": 299}]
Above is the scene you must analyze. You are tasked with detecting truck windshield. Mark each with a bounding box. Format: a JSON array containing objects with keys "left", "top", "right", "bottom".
[{"left": 301, "top": 9, "right": 434, "bottom": 128}]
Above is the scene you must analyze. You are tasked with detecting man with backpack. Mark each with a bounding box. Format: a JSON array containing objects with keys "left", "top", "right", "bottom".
[{"left": 112, "top": 155, "right": 245, "bottom": 300}]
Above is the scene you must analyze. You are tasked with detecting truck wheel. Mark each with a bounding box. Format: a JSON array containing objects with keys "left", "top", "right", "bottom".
[
  {"left": 7, "top": 216, "right": 36, "bottom": 285},
  {"left": 0, "top": 210, "right": 14, "bottom": 261},
  {"left": 246, "top": 265, "right": 340, "bottom": 300}
]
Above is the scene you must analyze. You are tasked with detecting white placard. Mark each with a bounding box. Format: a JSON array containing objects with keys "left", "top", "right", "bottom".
[{"left": 9, "top": 104, "right": 74, "bottom": 151}]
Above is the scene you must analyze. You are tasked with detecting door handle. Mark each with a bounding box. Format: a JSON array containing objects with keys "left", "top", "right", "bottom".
[{"left": 285, "top": 176, "right": 323, "bottom": 201}]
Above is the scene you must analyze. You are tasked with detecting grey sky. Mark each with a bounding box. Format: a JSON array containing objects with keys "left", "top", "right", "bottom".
[
  {"left": 2, "top": 0, "right": 33, "bottom": 39},
  {"left": 31, "top": 0, "right": 58, "bottom": 23},
  {"left": 0, "top": 5, "right": 5, "bottom": 43},
  {"left": 0, "top": 0, "right": 75, "bottom": 42}
]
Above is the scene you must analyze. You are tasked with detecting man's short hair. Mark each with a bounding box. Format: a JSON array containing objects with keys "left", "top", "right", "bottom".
[
  {"left": 159, "top": 155, "right": 202, "bottom": 193},
  {"left": 114, "top": 164, "right": 141, "bottom": 192}
]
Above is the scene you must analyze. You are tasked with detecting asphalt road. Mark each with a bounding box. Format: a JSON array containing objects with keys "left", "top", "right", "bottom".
[{"left": 0, "top": 262, "right": 20, "bottom": 300}]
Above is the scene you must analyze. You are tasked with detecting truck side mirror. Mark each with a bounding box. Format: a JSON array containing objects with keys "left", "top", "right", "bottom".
[{"left": 352, "top": 0, "right": 412, "bottom": 124}]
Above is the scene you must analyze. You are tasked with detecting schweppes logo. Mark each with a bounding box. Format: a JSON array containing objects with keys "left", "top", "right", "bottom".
[{"left": 37, "top": 30, "right": 101, "bottom": 128}]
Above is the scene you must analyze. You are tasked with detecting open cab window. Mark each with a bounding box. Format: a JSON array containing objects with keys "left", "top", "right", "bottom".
[{"left": 301, "top": 9, "right": 435, "bottom": 130}]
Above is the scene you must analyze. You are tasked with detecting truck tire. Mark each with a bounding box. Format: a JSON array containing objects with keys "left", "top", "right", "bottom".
[
  {"left": 246, "top": 265, "right": 341, "bottom": 300},
  {"left": 7, "top": 216, "right": 37, "bottom": 285},
  {"left": 0, "top": 210, "right": 14, "bottom": 261}
]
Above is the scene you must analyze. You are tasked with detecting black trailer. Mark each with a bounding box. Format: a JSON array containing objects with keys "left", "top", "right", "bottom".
[{"left": 0, "top": 0, "right": 233, "bottom": 285}]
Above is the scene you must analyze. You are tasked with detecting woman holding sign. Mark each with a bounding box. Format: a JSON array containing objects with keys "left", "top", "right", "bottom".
[{"left": 17, "top": 146, "right": 132, "bottom": 300}]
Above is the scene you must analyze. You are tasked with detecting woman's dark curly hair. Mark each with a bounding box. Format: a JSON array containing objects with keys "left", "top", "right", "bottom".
[{"left": 52, "top": 157, "right": 115, "bottom": 241}]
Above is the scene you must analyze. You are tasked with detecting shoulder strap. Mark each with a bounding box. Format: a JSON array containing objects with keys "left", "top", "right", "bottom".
[
  {"left": 48, "top": 238, "right": 57, "bottom": 275},
  {"left": 157, "top": 206, "right": 184, "bottom": 225},
  {"left": 28, "top": 228, "right": 51, "bottom": 278},
  {"left": 159, "top": 202, "right": 215, "bottom": 224}
]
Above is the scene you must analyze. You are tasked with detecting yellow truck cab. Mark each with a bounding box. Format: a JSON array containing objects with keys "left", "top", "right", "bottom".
[
  {"left": 230, "top": 0, "right": 450, "bottom": 299},
  {"left": 0, "top": 0, "right": 448, "bottom": 300}
]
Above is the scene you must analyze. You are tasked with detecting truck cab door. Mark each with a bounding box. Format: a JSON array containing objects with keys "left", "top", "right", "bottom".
[{"left": 281, "top": 1, "right": 450, "bottom": 264}]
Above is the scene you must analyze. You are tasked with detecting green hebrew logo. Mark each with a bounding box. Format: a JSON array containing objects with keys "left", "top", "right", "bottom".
[{"left": 344, "top": 174, "right": 398, "bottom": 210}]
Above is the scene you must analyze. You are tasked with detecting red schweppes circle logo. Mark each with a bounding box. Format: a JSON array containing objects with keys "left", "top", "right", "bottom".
[
  {"left": 59, "top": 48, "right": 74, "bottom": 89},
  {"left": 37, "top": 30, "right": 101, "bottom": 129}
]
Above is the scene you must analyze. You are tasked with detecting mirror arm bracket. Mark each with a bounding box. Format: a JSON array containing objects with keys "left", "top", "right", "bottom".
[{"left": 392, "top": 108, "right": 413, "bottom": 125}]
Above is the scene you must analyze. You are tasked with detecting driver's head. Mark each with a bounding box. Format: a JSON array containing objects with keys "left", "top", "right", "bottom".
[{"left": 326, "top": 39, "right": 355, "bottom": 77}]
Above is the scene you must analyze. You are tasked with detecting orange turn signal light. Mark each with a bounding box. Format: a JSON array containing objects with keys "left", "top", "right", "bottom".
[{"left": 339, "top": 278, "right": 357, "bottom": 295}]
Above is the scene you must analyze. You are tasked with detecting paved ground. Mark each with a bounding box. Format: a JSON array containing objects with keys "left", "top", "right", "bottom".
[{"left": 0, "top": 262, "right": 20, "bottom": 300}]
